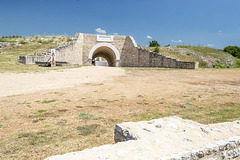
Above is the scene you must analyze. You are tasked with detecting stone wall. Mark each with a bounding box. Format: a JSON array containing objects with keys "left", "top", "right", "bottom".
[
  {"left": 18, "top": 55, "right": 50, "bottom": 64},
  {"left": 54, "top": 33, "right": 83, "bottom": 65},
  {"left": 121, "top": 36, "right": 198, "bottom": 69},
  {"left": 45, "top": 116, "right": 240, "bottom": 160},
  {"left": 19, "top": 33, "right": 198, "bottom": 69}
]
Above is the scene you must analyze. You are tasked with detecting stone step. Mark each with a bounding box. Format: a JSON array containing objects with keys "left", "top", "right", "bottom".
[{"left": 36, "top": 61, "right": 72, "bottom": 67}]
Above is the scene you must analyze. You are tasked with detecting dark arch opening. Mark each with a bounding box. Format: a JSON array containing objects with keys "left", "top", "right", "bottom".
[{"left": 92, "top": 46, "right": 117, "bottom": 67}]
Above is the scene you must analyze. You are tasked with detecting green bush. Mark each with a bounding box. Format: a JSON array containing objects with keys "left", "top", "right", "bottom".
[
  {"left": 19, "top": 40, "right": 27, "bottom": 45},
  {"left": 224, "top": 46, "right": 240, "bottom": 58},
  {"left": 154, "top": 46, "right": 160, "bottom": 53},
  {"left": 199, "top": 61, "right": 208, "bottom": 68},
  {"left": 37, "top": 39, "right": 53, "bottom": 44},
  {"left": 66, "top": 37, "right": 72, "bottom": 42},
  {"left": 236, "top": 60, "right": 240, "bottom": 67},
  {"left": 149, "top": 40, "right": 160, "bottom": 47}
]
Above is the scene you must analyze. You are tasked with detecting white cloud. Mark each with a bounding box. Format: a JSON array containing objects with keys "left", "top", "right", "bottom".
[
  {"left": 171, "top": 40, "right": 183, "bottom": 43},
  {"left": 113, "top": 33, "right": 118, "bottom": 35},
  {"left": 207, "top": 44, "right": 214, "bottom": 47},
  {"left": 95, "top": 28, "right": 106, "bottom": 34},
  {"left": 146, "top": 35, "right": 152, "bottom": 39}
]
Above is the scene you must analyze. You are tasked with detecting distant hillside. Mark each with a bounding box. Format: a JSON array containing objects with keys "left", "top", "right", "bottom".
[{"left": 146, "top": 46, "right": 240, "bottom": 68}]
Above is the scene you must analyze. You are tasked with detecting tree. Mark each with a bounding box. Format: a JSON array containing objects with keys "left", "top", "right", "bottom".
[
  {"left": 149, "top": 40, "right": 160, "bottom": 47},
  {"left": 224, "top": 46, "right": 240, "bottom": 58}
]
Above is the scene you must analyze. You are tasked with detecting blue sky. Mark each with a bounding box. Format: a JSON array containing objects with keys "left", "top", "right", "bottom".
[{"left": 0, "top": 0, "right": 240, "bottom": 49}]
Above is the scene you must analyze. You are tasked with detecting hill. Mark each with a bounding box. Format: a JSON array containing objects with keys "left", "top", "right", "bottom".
[{"left": 146, "top": 46, "right": 240, "bottom": 68}]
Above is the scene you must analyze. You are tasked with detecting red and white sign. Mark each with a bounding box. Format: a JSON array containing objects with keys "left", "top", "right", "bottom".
[{"left": 51, "top": 49, "right": 56, "bottom": 62}]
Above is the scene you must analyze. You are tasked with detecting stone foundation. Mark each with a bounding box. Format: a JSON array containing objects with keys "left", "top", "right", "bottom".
[
  {"left": 18, "top": 55, "right": 50, "bottom": 64},
  {"left": 45, "top": 116, "right": 240, "bottom": 160}
]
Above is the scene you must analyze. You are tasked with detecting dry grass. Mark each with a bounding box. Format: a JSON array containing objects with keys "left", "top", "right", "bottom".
[{"left": 0, "top": 68, "right": 240, "bottom": 159}]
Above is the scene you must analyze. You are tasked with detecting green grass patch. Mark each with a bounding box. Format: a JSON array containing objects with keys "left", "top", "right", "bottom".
[
  {"left": 0, "top": 124, "right": 3, "bottom": 128},
  {"left": 78, "top": 113, "right": 103, "bottom": 121},
  {"left": 37, "top": 39, "right": 53, "bottom": 44},
  {"left": 77, "top": 124, "right": 99, "bottom": 136},
  {"left": 17, "top": 130, "right": 54, "bottom": 146},
  {"left": 98, "top": 99, "right": 115, "bottom": 103},
  {"left": 132, "top": 110, "right": 163, "bottom": 121},
  {"left": 37, "top": 110, "right": 46, "bottom": 114},
  {"left": 41, "top": 99, "right": 56, "bottom": 104},
  {"left": 56, "top": 120, "right": 67, "bottom": 125},
  {"left": 170, "top": 103, "right": 240, "bottom": 124},
  {"left": 31, "top": 109, "right": 58, "bottom": 120}
]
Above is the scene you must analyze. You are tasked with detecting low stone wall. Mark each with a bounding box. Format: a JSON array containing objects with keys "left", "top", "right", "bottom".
[
  {"left": 121, "top": 36, "right": 198, "bottom": 69},
  {"left": 45, "top": 116, "right": 240, "bottom": 160},
  {"left": 19, "top": 55, "right": 50, "bottom": 64}
]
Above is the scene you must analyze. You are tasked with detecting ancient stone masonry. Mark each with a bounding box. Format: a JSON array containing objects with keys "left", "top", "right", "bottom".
[
  {"left": 19, "top": 33, "right": 198, "bottom": 69},
  {"left": 45, "top": 116, "right": 240, "bottom": 160}
]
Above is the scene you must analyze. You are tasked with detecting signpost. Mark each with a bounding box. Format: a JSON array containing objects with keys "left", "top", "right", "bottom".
[{"left": 51, "top": 49, "right": 56, "bottom": 67}]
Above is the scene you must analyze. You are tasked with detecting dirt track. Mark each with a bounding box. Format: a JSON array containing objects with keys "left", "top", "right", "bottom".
[{"left": 0, "top": 66, "right": 125, "bottom": 98}]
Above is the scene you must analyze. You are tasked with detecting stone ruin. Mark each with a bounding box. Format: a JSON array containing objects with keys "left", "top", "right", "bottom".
[
  {"left": 19, "top": 33, "right": 199, "bottom": 69},
  {"left": 45, "top": 116, "right": 240, "bottom": 160}
]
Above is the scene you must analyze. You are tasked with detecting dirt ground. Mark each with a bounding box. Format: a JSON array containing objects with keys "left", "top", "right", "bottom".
[{"left": 0, "top": 67, "right": 240, "bottom": 159}]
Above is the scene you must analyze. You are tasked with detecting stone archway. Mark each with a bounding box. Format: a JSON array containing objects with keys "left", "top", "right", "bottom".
[{"left": 88, "top": 43, "right": 120, "bottom": 67}]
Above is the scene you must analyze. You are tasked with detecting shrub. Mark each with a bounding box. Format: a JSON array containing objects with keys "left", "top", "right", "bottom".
[
  {"left": 199, "top": 61, "right": 208, "bottom": 68},
  {"left": 19, "top": 40, "right": 27, "bottom": 45},
  {"left": 154, "top": 46, "right": 160, "bottom": 53},
  {"left": 37, "top": 39, "right": 53, "bottom": 44},
  {"left": 66, "top": 37, "right": 72, "bottom": 42},
  {"left": 149, "top": 40, "right": 160, "bottom": 47},
  {"left": 224, "top": 46, "right": 240, "bottom": 58}
]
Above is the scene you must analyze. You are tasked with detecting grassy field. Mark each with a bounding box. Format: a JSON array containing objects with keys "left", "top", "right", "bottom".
[{"left": 0, "top": 35, "right": 77, "bottom": 73}]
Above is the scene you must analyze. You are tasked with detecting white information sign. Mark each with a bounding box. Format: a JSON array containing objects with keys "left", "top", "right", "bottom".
[{"left": 97, "top": 35, "right": 113, "bottom": 42}]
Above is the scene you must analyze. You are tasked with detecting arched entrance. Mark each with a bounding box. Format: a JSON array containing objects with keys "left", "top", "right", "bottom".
[{"left": 88, "top": 43, "right": 120, "bottom": 67}]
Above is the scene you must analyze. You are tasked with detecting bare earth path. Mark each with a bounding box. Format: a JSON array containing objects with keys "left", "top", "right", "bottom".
[
  {"left": 0, "top": 66, "right": 125, "bottom": 98},
  {"left": 0, "top": 67, "right": 240, "bottom": 159}
]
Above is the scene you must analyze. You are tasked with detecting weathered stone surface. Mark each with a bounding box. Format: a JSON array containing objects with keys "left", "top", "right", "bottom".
[{"left": 45, "top": 117, "right": 240, "bottom": 160}]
